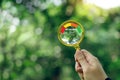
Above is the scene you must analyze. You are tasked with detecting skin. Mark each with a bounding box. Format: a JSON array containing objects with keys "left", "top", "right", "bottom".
[{"left": 74, "top": 49, "right": 108, "bottom": 80}]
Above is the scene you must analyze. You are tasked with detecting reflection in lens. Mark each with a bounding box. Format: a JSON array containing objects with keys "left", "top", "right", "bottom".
[{"left": 60, "top": 22, "right": 82, "bottom": 44}]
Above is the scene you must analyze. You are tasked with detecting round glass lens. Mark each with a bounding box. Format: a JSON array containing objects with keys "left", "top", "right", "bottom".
[{"left": 59, "top": 21, "right": 83, "bottom": 45}]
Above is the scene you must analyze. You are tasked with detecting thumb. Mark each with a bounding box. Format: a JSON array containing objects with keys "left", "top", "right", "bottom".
[{"left": 75, "top": 49, "right": 88, "bottom": 69}]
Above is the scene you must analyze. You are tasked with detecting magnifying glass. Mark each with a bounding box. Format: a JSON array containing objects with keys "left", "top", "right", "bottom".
[{"left": 58, "top": 20, "right": 85, "bottom": 49}]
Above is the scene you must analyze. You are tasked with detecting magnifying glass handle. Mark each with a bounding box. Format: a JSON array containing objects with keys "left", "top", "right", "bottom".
[{"left": 74, "top": 45, "right": 80, "bottom": 50}]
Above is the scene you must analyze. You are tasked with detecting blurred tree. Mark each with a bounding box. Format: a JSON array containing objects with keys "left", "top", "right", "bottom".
[{"left": 0, "top": 0, "right": 120, "bottom": 80}]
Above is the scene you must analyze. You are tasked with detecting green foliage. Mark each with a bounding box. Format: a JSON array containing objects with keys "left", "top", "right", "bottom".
[{"left": 0, "top": 0, "right": 120, "bottom": 80}]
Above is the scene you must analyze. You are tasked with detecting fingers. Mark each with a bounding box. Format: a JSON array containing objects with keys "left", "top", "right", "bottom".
[
  {"left": 81, "top": 49, "right": 94, "bottom": 58},
  {"left": 75, "top": 49, "right": 99, "bottom": 68},
  {"left": 78, "top": 72, "right": 84, "bottom": 80},
  {"left": 75, "top": 62, "right": 84, "bottom": 80},
  {"left": 74, "top": 49, "right": 105, "bottom": 80},
  {"left": 81, "top": 49, "right": 99, "bottom": 64},
  {"left": 75, "top": 49, "right": 89, "bottom": 69},
  {"left": 75, "top": 62, "right": 82, "bottom": 73}
]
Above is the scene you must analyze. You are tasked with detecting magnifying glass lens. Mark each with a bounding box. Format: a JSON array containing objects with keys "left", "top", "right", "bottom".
[
  {"left": 58, "top": 20, "right": 84, "bottom": 49},
  {"left": 60, "top": 25, "right": 82, "bottom": 44}
]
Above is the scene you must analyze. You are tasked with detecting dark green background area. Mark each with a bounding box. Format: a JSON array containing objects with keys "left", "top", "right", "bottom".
[{"left": 0, "top": 0, "right": 120, "bottom": 80}]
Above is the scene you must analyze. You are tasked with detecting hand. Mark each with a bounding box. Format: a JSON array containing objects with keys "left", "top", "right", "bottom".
[{"left": 74, "top": 49, "right": 108, "bottom": 80}]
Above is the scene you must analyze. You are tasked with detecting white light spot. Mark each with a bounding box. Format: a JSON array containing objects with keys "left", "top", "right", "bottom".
[
  {"left": 114, "top": 31, "right": 120, "bottom": 39},
  {"left": 35, "top": 64, "right": 42, "bottom": 72},
  {"left": 85, "top": 0, "right": 120, "bottom": 9},
  {"left": 40, "top": 3, "right": 47, "bottom": 10},
  {"left": 0, "top": 54, "right": 4, "bottom": 63},
  {"left": 12, "top": 17, "right": 20, "bottom": 26},
  {"left": 30, "top": 55, "right": 37, "bottom": 62},
  {"left": 54, "top": 46, "right": 61, "bottom": 58},
  {"left": 9, "top": 25, "right": 16, "bottom": 33},
  {"left": 33, "top": 0, "right": 40, "bottom": 7},
  {"left": 3, "top": 70, "right": 9, "bottom": 79},
  {"left": 16, "top": 60, "right": 22, "bottom": 67},
  {"left": 53, "top": 0, "right": 62, "bottom": 6},
  {"left": 35, "top": 28, "right": 42, "bottom": 35},
  {"left": 16, "top": 0, "right": 22, "bottom": 4},
  {"left": 29, "top": 6, "right": 35, "bottom": 13}
]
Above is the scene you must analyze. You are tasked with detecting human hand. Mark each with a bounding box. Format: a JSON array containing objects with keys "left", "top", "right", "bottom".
[{"left": 74, "top": 49, "right": 107, "bottom": 80}]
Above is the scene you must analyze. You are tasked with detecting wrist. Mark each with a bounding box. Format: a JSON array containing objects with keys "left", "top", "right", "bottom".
[{"left": 105, "top": 78, "right": 111, "bottom": 80}]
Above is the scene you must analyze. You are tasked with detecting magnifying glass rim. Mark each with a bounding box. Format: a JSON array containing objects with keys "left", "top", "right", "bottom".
[{"left": 58, "top": 20, "right": 85, "bottom": 47}]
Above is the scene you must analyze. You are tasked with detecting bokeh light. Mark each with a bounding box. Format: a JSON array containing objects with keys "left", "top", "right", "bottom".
[{"left": 0, "top": 0, "right": 120, "bottom": 80}]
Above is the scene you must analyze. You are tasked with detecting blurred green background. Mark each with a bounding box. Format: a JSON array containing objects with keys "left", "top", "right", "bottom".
[{"left": 0, "top": 0, "right": 120, "bottom": 80}]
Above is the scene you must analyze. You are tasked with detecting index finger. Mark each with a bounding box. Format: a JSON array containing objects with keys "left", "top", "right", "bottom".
[{"left": 75, "top": 49, "right": 89, "bottom": 69}]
